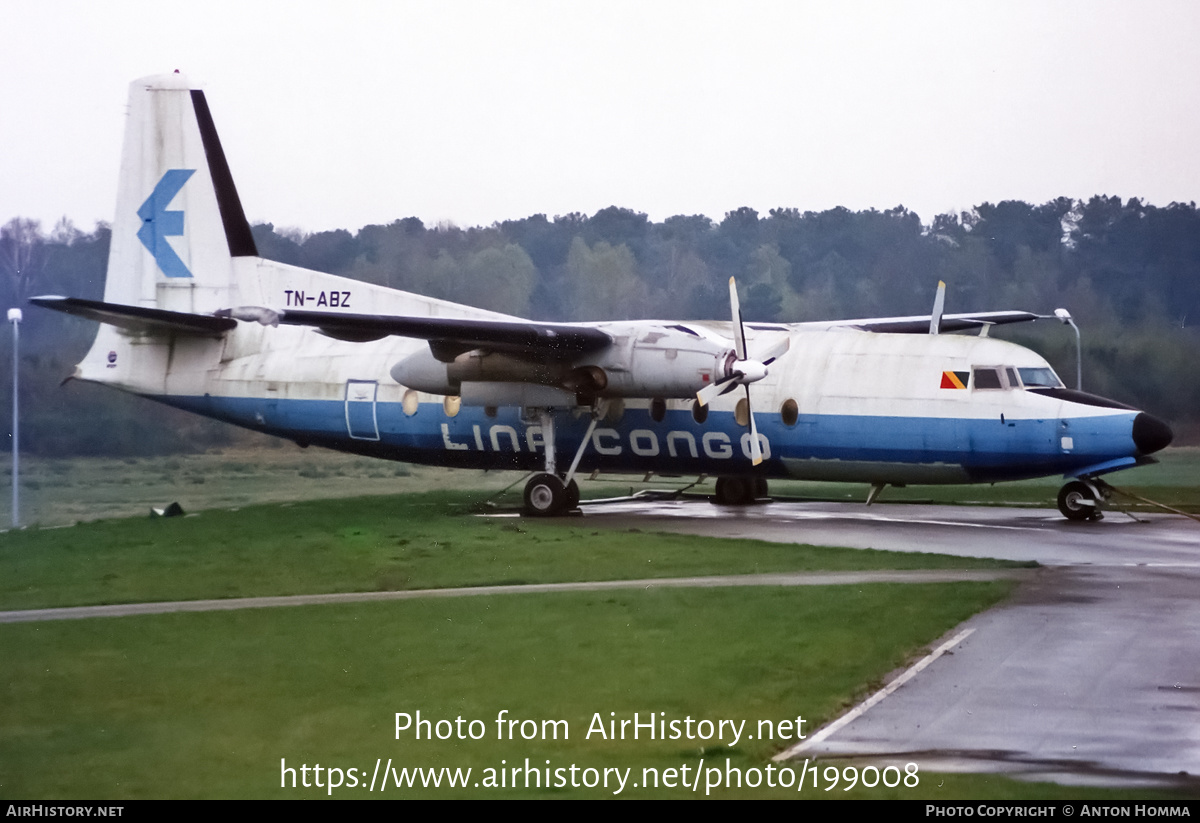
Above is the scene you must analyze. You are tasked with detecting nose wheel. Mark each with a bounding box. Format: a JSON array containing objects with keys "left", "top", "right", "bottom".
[{"left": 1058, "top": 479, "right": 1106, "bottom": 521}]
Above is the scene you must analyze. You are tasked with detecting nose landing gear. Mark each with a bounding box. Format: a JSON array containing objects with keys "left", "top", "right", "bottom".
[{"left": 1057, "top": 478, "right": 1110, "bottom": 521}]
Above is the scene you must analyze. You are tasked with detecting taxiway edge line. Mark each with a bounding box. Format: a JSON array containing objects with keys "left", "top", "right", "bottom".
[{"left": 774, "top": 627, "right": 977, "bottom": 762}]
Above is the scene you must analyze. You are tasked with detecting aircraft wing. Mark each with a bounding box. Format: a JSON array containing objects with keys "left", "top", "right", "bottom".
[
  {"left": 37, "top": 293, "right": 1036, "bottom": 359},
  {"left": 32, "top": 296, "right": 611, "bottom": 361},
  {"left": 805, "top": 310, "right": 1041, "bottom": 334},
  {"left": 243, "top": 308, "right": 614, "bottom": 361}
]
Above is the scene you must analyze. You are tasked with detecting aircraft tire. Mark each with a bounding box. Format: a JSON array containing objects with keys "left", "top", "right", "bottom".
[
  {"left": 714, "top": 476, "right": 753, "bottom": 506},
  {"left": 1057, "top": 480, "right": 1098, "bottom": 521},
  {"left": 524, "top": 473, "right": 568, "bottom": 517},
  {"left": 563, "top": 478, "right": 581, "bottom": 510},
  {"left": 753, "top": 477, "right": 768, "bottom": 499}
]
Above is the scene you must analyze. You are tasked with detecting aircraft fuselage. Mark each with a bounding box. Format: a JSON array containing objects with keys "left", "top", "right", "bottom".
[{"left": 86, "top": 303, "right": 1155, "bottom": 488}]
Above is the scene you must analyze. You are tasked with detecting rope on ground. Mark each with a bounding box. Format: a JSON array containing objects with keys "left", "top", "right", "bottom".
[{"left": 1105, "top": 484, "right": 1200, "bottom": 524}]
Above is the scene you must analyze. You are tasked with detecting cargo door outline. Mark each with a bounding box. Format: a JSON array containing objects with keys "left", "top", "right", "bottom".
[{"left": 345, "top": 379, "right": 380, "bottom": 440}]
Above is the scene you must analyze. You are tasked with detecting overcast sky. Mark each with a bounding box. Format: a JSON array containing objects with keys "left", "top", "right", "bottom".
[{"left": 4, "top": 1, "right": 1199, "bottom": 234}]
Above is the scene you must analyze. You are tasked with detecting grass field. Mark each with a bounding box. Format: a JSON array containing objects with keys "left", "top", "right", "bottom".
[
  {"left": 0, "top": 489, "right": 1031, "bottom": 799},
  {"left": 5, "top": 445, "right": 1198, "bottom": 529},
  {"left": 7, "top": 447, "right": 524, "bottom": 527},
  {"left": 0, "top": 492, "right": 1031, "bottom": 612},
  {"left": 1, "top": 452, "right": 1196, "bottom": 799},
  {"left": 1, "top": 583, "right": 1017, "bottom": 799},
  {"left": 5, "top": 578, "right": 1186, "bottom": 800}
]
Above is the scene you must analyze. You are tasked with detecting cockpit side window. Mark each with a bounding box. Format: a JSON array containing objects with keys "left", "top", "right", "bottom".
[
  {"left": 1005, "top": 367, "right": 1019, "bottom": 388},
  {"left": 972, "top": 367, "right": 1003, "bottom": 390},
  {"left": 1017, "top": 367, "right": 1063, "bottom": 389}
]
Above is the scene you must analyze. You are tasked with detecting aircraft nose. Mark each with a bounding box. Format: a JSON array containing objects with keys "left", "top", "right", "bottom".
[{"left": 1132, "top": 412, "right": 1173, "bottom": 455}]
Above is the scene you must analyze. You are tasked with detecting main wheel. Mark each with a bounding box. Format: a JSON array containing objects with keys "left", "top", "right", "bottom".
[
  {"left": 1057, "top": 480, "right": 1098, "bottom": 521},
  {"left": 524, "top": 473, "right": 568, "bottom": 517},
  {"left": 753, "top": 477, "right": 768, "bottom": 499},
  {"left": 713, "top": 476, "right": 753, "bottom": 506},
  {"left": 563, "top": 478, "right": 580, "bottom": 510}
]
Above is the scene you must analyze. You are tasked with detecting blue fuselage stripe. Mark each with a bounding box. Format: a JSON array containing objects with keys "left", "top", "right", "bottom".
[{"left": 152, "top": 394, "right": 1140, "bottom": 484}]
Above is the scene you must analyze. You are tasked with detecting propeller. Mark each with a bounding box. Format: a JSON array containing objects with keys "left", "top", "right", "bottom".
[
  {"left": 928, "top": 280, "right": 946, "bottom": 335},
  {"left": 695, "top": 277, "right": 789, "bottom": 465}
]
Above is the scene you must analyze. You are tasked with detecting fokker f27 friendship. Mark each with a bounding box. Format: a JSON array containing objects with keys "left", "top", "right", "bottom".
[{"left": 34, "top": 74, "right": 1174, "bottom": 519}]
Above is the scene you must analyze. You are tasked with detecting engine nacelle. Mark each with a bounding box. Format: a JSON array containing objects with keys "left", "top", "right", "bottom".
[
  {"left": 390, "top": 324, "right": 740, "bottom": 403},
  {"left": 589, "top": 326, "right": 730, "bottom": 399},
  {"left": 460, "top": 382, "right": 578, "bottom": 408},
  {"left": 390, "top": 347, "right": 457, "bottom": 395},
  {"left": 391, "top": 348, "right": 595, "bottom": 396}
]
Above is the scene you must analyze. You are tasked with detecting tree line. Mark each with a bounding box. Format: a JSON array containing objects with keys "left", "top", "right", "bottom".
[{"left": 1, "top": 194, "right": 1197, "bottom": 456}]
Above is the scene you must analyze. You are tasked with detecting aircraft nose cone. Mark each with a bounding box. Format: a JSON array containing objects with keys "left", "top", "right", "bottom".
[{"left": 1132, "top": 412, "right": 1173, "bottom": 455}]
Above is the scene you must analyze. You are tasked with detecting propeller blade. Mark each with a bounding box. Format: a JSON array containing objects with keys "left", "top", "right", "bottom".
[
  {"left": 745, "top": 384, "right": 763, "bottom": 465},
  {"left": 696, "top": 379, "right": 727, "bottom": 407},
  {"left": 728, "top": 277, "right": 747, "bottom": 360},
  {"left": 755, "top": 336, "right": 790, "bottom": 366},
  {"left": 929, "top": 280, "right": 946, "bottom": 335}
]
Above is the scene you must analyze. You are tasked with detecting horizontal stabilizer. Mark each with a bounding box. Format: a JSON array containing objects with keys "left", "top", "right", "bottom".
[
  {"left": 30, "top": 296, "right": 235, "bottom": 336},
  {"left": 223, "top": 307, "right": 613, "bottom": 361}
]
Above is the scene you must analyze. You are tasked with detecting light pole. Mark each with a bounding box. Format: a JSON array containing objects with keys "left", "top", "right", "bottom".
[
  {"left": 8, "top": 307, "right": 20, "bottom": 528},
  {"left": 1053, "top": 308, "right": 1082, "bottom": 391}
]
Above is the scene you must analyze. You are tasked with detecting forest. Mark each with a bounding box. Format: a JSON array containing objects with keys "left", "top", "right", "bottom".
[{"left": 1, "top": 193, "right": 1197, "bottom": 456}]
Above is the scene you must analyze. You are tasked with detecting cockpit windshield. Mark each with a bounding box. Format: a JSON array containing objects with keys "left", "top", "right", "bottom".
[{"left": 1017, "top": 367, "right": 1063, "bottom": 388}]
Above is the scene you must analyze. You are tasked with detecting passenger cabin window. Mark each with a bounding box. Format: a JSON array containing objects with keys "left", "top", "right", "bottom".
[
  {"left": 972, "top": 367, "right": 1003, "bottom": 390},
  {"left": 1017, "top": 367, "right": 1063, "bottom": 388}
]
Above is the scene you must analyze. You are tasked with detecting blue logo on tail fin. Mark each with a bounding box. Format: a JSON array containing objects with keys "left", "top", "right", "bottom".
[{"left": 137, "top": 169, "right": 195, "bottom": 278}]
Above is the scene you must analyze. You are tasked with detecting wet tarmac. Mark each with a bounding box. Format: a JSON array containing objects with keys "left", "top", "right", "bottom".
[{"left": 581, "top": 497, "right": 1200, "bottom": 788}]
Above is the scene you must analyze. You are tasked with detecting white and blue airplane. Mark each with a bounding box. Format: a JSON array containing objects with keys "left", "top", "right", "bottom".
[{"left": 33, "top": 74, "right": 1173, "bottom": 519}]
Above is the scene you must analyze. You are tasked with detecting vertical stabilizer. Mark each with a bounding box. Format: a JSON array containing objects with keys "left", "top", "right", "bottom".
[{"left": 105, "top": 73, "right": 257, "bottom": 315}]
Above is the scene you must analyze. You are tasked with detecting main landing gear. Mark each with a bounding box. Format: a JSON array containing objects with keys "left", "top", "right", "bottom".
[
  {"left": 521, "top": 405, "right": 600, "bottom": 517},
  {"left": 712, "top": 476, "right": 769, "bottom": 506},
  {"left": 1057, "top": 478, "right": 1110, "bottom": 521},
  {"left": 523, "top": 473, "right": 581, "bottom": 517}
]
